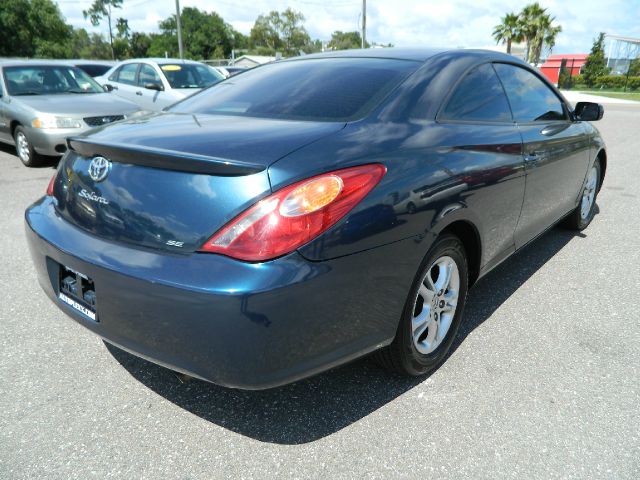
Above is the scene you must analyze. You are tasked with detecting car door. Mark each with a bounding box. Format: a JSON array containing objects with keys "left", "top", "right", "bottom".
[
  {"left": 0, "top": 71, "right": 11, "bottom": 142},
  {"left": 494, "top": 63, "right": 590, "bottom": 249},
  {"left": 434, "top": 62, "right": 526, "bottom": 269},
  {"left": 106, "top": 63, "right": 141, "bottom": 104}
]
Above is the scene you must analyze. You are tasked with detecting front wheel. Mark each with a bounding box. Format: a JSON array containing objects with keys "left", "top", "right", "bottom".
[
  {"left": 375, "top": 234, "right": 469, "bottom": 376},
  {"left": 14, "top": 126, "right": 44, "bottom": 167},
  {"left": 564, "top": 161, "right": 601, "bottom": 230}
]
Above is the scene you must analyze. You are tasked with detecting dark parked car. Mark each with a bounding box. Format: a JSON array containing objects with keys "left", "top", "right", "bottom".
[
  {"left": 71, "top": 61, "right": 115, "bottom": 78},
  {"left": 25, "top": 49, "right": 606, "bottom": 389}
]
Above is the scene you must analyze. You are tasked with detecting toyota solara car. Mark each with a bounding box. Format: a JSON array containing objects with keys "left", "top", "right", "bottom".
[{"left": 25, "top": 49, "right": 606, "bottom": 389}]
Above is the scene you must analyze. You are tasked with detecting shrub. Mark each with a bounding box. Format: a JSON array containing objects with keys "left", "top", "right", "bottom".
[{"left": 593, "top": 75, "right": 640, "bottom": 90}]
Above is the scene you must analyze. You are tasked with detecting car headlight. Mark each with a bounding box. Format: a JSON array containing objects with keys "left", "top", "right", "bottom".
[
  {"left": 125, "top": 110, "right": 153, "bottom": 119},
  {"left": 31, "top": 116, "right": 83, "bottom": 129}
]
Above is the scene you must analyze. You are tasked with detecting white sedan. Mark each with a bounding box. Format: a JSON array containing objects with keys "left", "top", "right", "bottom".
[{"left": 95, "top": 58, "right": 225, "bottom": 111}]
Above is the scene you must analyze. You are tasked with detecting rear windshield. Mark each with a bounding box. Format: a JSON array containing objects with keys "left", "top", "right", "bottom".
[
  {"left": 76, "top": 64, "right": 112, "bottom": 77},
  {"left": 159, "top": 63, "right": 224, "bottom": 89},
  {"left": 169, "top": 58, "right": 419, "bottom": 121}
]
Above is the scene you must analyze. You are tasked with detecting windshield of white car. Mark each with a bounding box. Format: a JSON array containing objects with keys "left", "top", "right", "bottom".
[
  {"left": 3, "top": 66, "right": 104, "bottom": 96},
  {"left": 159, "top": 63, "right": 224, "bottom": 89}
]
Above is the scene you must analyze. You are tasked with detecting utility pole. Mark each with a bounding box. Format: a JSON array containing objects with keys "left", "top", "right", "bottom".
[
  {"left": 361, "top": 0, "right": 366, "bottom": 49},
  {"left": 175, "top": 0, "right": 184, "bottom": 59}
]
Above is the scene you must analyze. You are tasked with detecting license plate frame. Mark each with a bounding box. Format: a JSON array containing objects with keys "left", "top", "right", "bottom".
[{"left": 57, "top": 265, "right": 98, "bottom": 322}]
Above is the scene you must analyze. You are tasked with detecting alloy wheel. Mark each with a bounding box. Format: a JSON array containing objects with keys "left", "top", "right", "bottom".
[
  {"left": 580, "top": 166, "right": 598, "bottom": 220},
  {"left": 411, "top": 255, "right": 460, "bottom": 354}
]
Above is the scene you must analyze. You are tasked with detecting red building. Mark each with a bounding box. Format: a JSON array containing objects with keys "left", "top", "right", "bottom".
[{"left": 539, "top": 54, "right": 588, "bottom": 84}]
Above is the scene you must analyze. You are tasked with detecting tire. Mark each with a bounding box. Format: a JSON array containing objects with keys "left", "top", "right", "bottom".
[
  {"left": 407, "top": 202, "right": 416, "bottom": 214},
  {"left": 14, "top": 126, "right": 44, "bottom": 167},
  {"left": 564, "top": 160, "right": 601, "bottom": 230},
  {"left": 375, "top": 234, "right": 469, "bottom": 376}
]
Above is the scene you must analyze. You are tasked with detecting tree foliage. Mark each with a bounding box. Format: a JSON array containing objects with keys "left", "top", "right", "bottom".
[
  {"left": 83, "top": 0, "right": 123, "bottom": 59},
  {"left": 494, "top": 3, "right": 562, "bottom": 64},
  {"left": 628, "top": 57, "right": 640, "bottom": 77},
  {"left": 147, "top": 7, "right": 239, "bottom": 60},
  {"left": 582, "top": 32, "right": 610, "bottom": 87},
  {"left": 0, "top": 0, "right": 72, "bottom": 58},
  {"left": 492, "top": 13, "right": 521, "bottom": 54},
  {"left": 327, "top": 31, "right": 367, "bottom": 50},
  {"left": 250, "top": 8, "right": 311, "bottom": 56}
]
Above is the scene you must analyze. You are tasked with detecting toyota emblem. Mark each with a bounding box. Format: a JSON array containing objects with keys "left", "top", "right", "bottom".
[{"left": 88, "top": 156, "right": 111, "bottom": 182}]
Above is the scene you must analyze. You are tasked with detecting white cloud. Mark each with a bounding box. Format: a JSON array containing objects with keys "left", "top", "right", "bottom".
[{"left": 56, "top": 0, "right": 640, "bottom": 54}]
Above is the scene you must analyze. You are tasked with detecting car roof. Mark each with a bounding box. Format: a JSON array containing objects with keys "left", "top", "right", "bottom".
[
  {"left": 117, "top": 58, "right": 204, "bottom": 65},
  {"left": 285, "top": 47, "right": 525, "bottom": 65},
  {"left": 0, "top": 59, "right": 87, "bottom": 68}
]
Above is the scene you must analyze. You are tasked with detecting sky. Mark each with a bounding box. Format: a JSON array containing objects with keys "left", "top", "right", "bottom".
[{"left": 55, "top": 0, "right": 640, "bottom": 55}]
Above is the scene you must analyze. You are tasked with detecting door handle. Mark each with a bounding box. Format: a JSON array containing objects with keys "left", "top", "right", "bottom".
[
  {"left": 524, "top": 153, "right": 539, "bottom": 163},
  {"left": 540, "top": 124, "right": 568, "bottom": 136},
  {"left": 136, "top": 91, "right": 143, "bottom": 96}
]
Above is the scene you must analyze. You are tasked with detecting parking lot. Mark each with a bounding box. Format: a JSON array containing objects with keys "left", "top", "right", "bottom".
[{"left": 1, "top": 104, "right": 638, "bottom": 479}]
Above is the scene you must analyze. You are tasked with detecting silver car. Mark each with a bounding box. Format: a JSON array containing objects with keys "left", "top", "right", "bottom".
[
  {"left": 95, "top": 58, "right": 225, "bottom": 111},
  {"left": 0, "top": 61, "right": 141, "bottom": 167}
]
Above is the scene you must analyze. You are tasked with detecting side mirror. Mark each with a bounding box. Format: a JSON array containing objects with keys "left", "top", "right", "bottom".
[
  {"left": 144, "top": 82, "right": 164, "bottom": 92},
  {"left": 574, "top": 102, "right": 604, "bottom": 121},
  {"left": 103, "top": 84, "right": 114, "bottom": 92}
]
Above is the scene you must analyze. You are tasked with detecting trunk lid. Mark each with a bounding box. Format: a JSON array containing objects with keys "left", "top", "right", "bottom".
[{"left": 52, "top": 112, "right": 344, "bottom": 253}]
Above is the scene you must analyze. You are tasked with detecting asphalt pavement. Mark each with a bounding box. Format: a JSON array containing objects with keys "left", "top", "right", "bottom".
[{"left": 1, "top": 105, "right": 639, "bottom": 479}]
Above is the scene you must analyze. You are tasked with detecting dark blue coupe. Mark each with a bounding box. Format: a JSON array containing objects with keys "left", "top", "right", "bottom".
[{"left": 26, "top": 49, "right": 606, "bottom": 389}]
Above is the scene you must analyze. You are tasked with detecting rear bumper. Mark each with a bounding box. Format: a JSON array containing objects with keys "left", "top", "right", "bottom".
[{"left": 25, "top": 197, "right": 421, "bottom": 389}]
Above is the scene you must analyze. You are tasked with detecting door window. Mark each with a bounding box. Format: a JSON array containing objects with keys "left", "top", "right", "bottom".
[
  {"left": 494, "top": 63, "right": 566, "bottom": 122},
  {"left": 115, "top": 63, "right": 139, "bottom": 85},
  {"left": 138, "top": 64, "right": 161, "bottom": 87},
  {"left": 440, "top": 63, "right": 512, "bottom": 122}
]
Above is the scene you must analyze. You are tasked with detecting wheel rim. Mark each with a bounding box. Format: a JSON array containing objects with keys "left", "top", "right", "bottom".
[
  {"left": 580, "top": 166, "right": 598, "bottom": 220},
  {"left": 16, "top": 132, "right": 30, "bottom": 163},
  {"left": 411, "top": 255, "right": 460, "bottom": 355}
]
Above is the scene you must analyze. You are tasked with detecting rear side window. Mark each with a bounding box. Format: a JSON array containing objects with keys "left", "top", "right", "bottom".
[
  {"left": 494, "top": 63, "right": 566, "bottom": 122},
  {"left": 440, "top": 63, "right": 512, "bottom": 122},
  {"left": 170, "top": 58, "right": 420, "bottom": 121},
  {"left": 114, "top": 63, "right": 138, "bottom": 85}
]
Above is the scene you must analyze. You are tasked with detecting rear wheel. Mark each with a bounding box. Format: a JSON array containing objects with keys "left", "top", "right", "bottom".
[
  {"left": 375, "top": 234, "right": 469, "bottom": 376},
  {"left": 564, "top": 161, "right": 601, "bottom": 230},
  {"left": 14, "top": 126, "right": 44, "bottom": 167}
]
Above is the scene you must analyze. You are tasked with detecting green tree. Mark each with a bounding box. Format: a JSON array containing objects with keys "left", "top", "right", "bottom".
[
  {"left": 582, "top": 32, "right": 609, "bottom": 87},
  {"left": 327, "top": 31, "right": 368, "bottom": 50},
  {"left": 69, "top": 28, "right": 112, "bottom": 59},
  {"left": 529, "top": 12, "right": 562, "bottom": 64},
  {"left": 83, "top": 0, "right": 123, "bottom": 60},
  {"left": 250, "top": 8, "right": 311, "bottom": 56},
  {"left": 129, "top": 32, "right": 152, "bottom": 58},
  {"left": 628, "top": 57, "right": 640, "bottom": 76},
  {"left": 148, "top": 7, "right": 233, "bottom": 59},
  {"left": 0, "top": 0, "right": 72, "bottom": 58},
  {"left": 496, "top": 3, "right": 562, "bottom": 64},
  {"left": 492, "top": 12, "right": 522, "bottom": 54}
]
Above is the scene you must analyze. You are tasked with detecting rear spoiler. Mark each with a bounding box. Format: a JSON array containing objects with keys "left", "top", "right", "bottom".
[{"left": 67, "top": 138, "right": 266, "bottom": 176}]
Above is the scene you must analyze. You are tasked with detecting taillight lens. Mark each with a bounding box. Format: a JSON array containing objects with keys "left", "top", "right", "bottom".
[
  {"left": 46, "top": 173, "right": 56, "bottom": 196},
  {"left": 200, "top": 164, "right": 387, "bottom": 261}
]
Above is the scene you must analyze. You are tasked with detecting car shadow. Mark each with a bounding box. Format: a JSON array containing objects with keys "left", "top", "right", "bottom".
[{"left": 105, "top": 221, "right": 594, "bottom": 445}]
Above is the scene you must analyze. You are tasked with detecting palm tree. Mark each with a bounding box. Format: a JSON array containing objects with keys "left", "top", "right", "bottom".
[
  {"left": 492, "top": 13, "right": 522, "bottom": 54},
  {"left": 519, "top": 2, "right": 546, "bottom": 63},
  {"left": 527, "top": 12, "right": 562, "bottom": 65}
]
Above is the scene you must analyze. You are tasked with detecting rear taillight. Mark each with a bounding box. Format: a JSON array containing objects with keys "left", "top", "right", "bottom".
[
  {"left": 46, "top": 174, "right": 56, "bottom": 196},
  {"left": 200, "top": 164, "right": 387, "bottom": 261}
]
